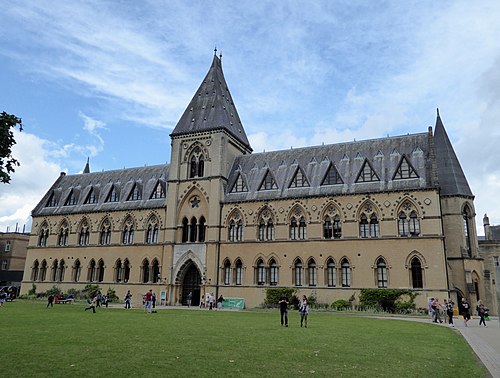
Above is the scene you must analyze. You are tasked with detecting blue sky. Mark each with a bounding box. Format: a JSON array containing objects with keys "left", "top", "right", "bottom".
[{"left": 1, "top": 1, "right": 500, "bottom": 236}]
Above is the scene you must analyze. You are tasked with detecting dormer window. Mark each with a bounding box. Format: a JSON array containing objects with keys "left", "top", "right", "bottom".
[
  {"left": 64, "top": 190, "right": 77, "bottom": 206},
  {"left": 46, "top": 192, "right": 57, "bottom": 207},
  {"left": 105, "top": 185, "right": 118, "bottom": 203},
  {"left": 84, "top": 188, "right": 97, "bottom": 204},
  {"left": 127, "top": 183, "right": 142, "bottom": 201},
  {"left": 151, "top": 181, "right": 165, "bottom": 199}
]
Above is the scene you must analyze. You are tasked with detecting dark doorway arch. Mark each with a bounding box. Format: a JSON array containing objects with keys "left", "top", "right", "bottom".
[{"left": 181, "top": 263, "right": 202, "bottom": 306}]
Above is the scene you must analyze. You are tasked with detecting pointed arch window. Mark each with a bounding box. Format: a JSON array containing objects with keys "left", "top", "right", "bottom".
[
  {"left": 151, "top": 181, "right": 165, "bottom": 199},
  {"left": 410, "top": 257, "right": 423, "bottom": 288},
  {"left": 258, "top": 211, "right": 275, "bottom": 241},
  {"left": 341, "top": 259, "right": 351, "bottom": 287},
  {"left": 376, "top": 258, "right": 388, "bottom": 288},
  {"left": 321, "top": 163, "right": 343, "bottom": 185},
  {"left": 79, "top": 224, "right": 90, "bottom": 246},
  {"left": 64, "top": 190, "right": 77, "bottom": 206},
  {"left": 269, "top": 259, "right": 278, "bottom": 286},
  {"left": 231, "top": 174, "right": 248, "bottom": 193},
  {"left": 51, "top": 259, "right": 58, "bottom": 281},
  {"left": 88, "top": 259, "right": 96, "bottom": 282},
  {"left": 256, "top": 259, "right": 266, "bottom": 286},
  {"left": 463, "top": 206, "right": 473, "bottom": 257},
  {"left": 31, "top": 260, "right": 40, "bottom": 281},
  {"left": 224, "top": 260, "right": 231, "bottom": 285},
  {"left": 38, "top": 226, "right": 49, "bottom": 247},
  {"left": 189, "top": 146, "right": 205, "bottom": 178},
  {"left": 39, "top": 260, "right": 47, "bottom": 281},
  {"left": 97, "top": 259, "right": 105, "bottom": 282},
  {"left": 356, "top": 160, "right": 379, "bottom": 182},
  {"left": 123, "top": 259, "right": 131, "bottom": 283},
  {"left": 99, "top": 220, "right": 111, "bottom": 245},
  {"left": 182, "top": 217, "right": 189, "bottom": 242},
  {"left": 105, "top": 185, "right": 118, "bottom": 202},
  {"left": 394, "top": 156, "right": 418, "bottom": 179},
  {"left": 409, "top": 212, "right": 420, "bottom": 236},
  {"left": 142, "top": 259, "right": 150, "bottom": 283},
  {"left": 85, "top": 188, "right": 97, "bottom": 204},
  {"left": 198, "top": 216, "right": 206, "bottom": 242},
  {"left": 57, "top": 259, "right": 65, "bottom": 282},
  {"left": 259, "top": 170, "right": 278, "bottom": 190},
  {"left": 152, "top": 259, "right": 160, "bottom": 283},
  {"left": 57, "top": 223, "right": 69, "bottom": 246},
  {"left": 370, "top": 214, "right": 380, "bottom": 238},
  {"left": 326, "top": 259, "right": 336, "bottom": 287},
  {"left": 289, "top": 167, "right": 309, "bottom": 188},
  {"left": 127, "top": 183, "right": 142, "bottom": 201},
  {"left": 73, "top": 259, "right": 81, "bottom": 282},
  {"left": 146, "top": 217, "right": 159, "bottom": 244},
  {"left": 359, "top": 214, "right": 369, "bottom": 238},
  {"left": 308, "top": 259, "right": 317, "bottom": 287},
  {"left": 122, "top": 220, "right": 134, "bottom": 245},
  {"left": 294, "top": 260, "right": 303, "bottom": 286},
  {"left": 235, "top": 259, "right": 243, "bottom": 286},
  {"left": 114, "top": 259, "right": 122, "bottom": 283},
  {"left": 290, "top": 217, "right": 298, "bottom": 240}
]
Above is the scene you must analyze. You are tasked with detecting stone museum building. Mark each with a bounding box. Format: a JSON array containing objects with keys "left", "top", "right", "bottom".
[{"left": 21, "top": 53, "right": 490, "bottom": 311}]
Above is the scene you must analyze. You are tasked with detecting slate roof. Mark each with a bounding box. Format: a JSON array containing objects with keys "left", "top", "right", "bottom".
[
  {"left": 170, "top": 54, "right": 252, "bottom": 151},
  {"left": 32, "top": 165, "right": 169, "bottom": 217},
  {"left": 433, "top": 110, "right": 473, "bottom": 197},
  {"left": 225, "top": 131, "right": 436, "bottom": 202}
]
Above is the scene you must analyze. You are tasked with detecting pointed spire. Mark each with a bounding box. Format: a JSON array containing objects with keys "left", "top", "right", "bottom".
[
  {"left": 83, "top": 157, "right": 90, "bottom": 174},
  {"left": 170, "top": 53, "right": 252, "bottom": 151},
  {"left": 433, "top": 110, "right": 472, "bottom": 197}
]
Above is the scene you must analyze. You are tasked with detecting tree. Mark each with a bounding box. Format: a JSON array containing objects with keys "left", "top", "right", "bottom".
[{"left": 0, "top": 111, "right": 23, "bottom": 183}]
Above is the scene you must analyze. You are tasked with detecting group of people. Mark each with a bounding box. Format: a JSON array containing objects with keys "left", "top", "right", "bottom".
[
  {"left": 428, "top": 297, "right": 489, "bottom": 327},
  {"left": 279, "top": 295, "right": 309, "bottom": 328},
  {"left": 199, "top": 293, "right": 224, "bottom": 310}
]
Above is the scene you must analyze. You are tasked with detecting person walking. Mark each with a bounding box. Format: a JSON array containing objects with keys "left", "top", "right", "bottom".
[
  {"left": 444, "top": 299, "right": 454, "bottom": 327},
  {"left": 427, "top": 297, "right": 435, "bottom": 322},
  {"left": 432, "top": 298, "right": 443, "bottom": 323},
  {"left": 217, "top": 295, "right": 224, "bottom": 310},
  {"left": 46, "top": 294, "right": 55, "bottom": 308},
  {"left": 279, "top": 295, "right": 289, "bottom": 327},
  {"left": 477, "top": 301, "right": 488, "bottom": 327},
  {"left": 299, "top": 295, "right": 309, "bottom": 328},
  {"left": 200, "top": 294, "right": 205, "bottom": 308},
  {"left": 187, "top": 291, "right": 192, "bottom": 307},
  {"left": 460, "top": 298, "right": 471, "bottom": 327},
  {"left": 124, "top": 290, "right": 132, "bottom": 309}
]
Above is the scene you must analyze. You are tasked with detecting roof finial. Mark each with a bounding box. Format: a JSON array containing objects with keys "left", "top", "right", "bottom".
[
  {"left": 219, "top": 53, "right": 222, "bottom": 60},
  {"left": 436, "top": 108, "right": 440, "bottom": 117},
  {"left": 214, "top": 46, "right": 217, "bottom": 56}
]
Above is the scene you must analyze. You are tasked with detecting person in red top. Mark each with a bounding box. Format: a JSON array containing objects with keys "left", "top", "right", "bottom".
[{"left": 144, "top": 289, "right": 153, "bottom": 314}]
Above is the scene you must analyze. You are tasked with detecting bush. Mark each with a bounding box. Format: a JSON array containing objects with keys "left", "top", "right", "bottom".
[
  {"left": 331, "top": 299, "right": 352, "bottom": 310},
  {"left": 359, "top": 289, "right": 419, "bottom": 314},
  {"left": 46, "top": 285, "right": 62, "bottom": 296},
  {"left": 28, "top": 284, "right": 37, "bottom": 296},
  {"left": 82, "top": 284, "right": 101, "bottom": 299},
  {"left": 106, "top": 287, "right": 119, "bottom": 302},
  {"left": 264, "top": 288, "right": 298, "bottom": 308}
]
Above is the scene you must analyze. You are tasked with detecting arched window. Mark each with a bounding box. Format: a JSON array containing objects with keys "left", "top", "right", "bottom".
[
  {"left": 269, "top": 259, "right": 278, "bottom": 286},
  {"left": 146, "top": 216, "right": 159, "bottom": 244},
  {"left": 411, "top": 257, "right": 423, "bottom": 288},
  {"left": 224, "top": 260, "right": 231, "bottom": 285},
  {"left": 359, "top": 214, "right": 369, "bottom": 238},
  {"left": 299, "top": 216, "right": 307, "bottom": 240},
  {"left": 341, "top": 259, "right": 351, "bottom": 287},
  {"left": 290, "top": 217, "right": 298, "bottom": 240},
  {"left": 114, "top": 259, "right": 122, "bottom": 283},
  {"left": 99, "top": 220, "right": 111, "bottom": 245},
  {"left": 88, "top": 259, "right": 96, "bottom": 282},
  {"left": 38, "top": 226, "right": 49, "bottom": 247},
  {"left": 73, "top": 259, "right": 81, "bottom": 282},
  {"left": 40, "top": 260, "right": 47, "bottom": 281},
  {"left": 398, "top": 212, "right": 408, "bottom": 237},
  {"left": 369, "top": 214, "right": 379, "bottom": 238},
  {"left": 463, "top": 206, "right": 473, "bottom": 257},
  {"left": 324, "top": 216, "right": 332, "bottom": 239},
  {"left": 198, "top": 216, "right": 206, "bottom": 242},
  {"left": 333, "top": 215, "right": 342, "bottom": 238},
  {"left": 142, "top": 259, "right": 150, "bottom": 283},
  {"left": 31, "top": 260, "right": 40, "bottom": 281},
  {"left": 51, "top": 260, "right": 58, "bottom": 281},
  {"left": 235, "top": 259, "right": 243, "bottom": 286},
  {"left": 398, "top": 203, "right": 421, "bottom": 238},
  {"left": 376, "top": 258, "right": 387, "bottom": 288},
  {"left": 326, "top": 259, "right": 336, "bottom": 287},
  {"left": 258, "top": 219, "right": 266, "bottom": 241},
  {"left": 78, "top": 223, "right": 90, "bottom": 246},
  {"left": 294, "top": 260, "right": 303, "bottom": 286},
  {"left": 267, "top": 219, "right": 275, "bottom": 240},
  {"left": 409, "top": 212, "right": 420, "bottom": 236},
  {"left": 257, "top": 209, "right": 275, "bottom": 241},
  {"left": 57, "top": 259, "right": 65, "bottom": 282},
  {"left": 256, "top": 259, "right": 266, "bottom": 286},
  {"left": 58, "top": 223, "right": 69, "bottom": 246},
  {"left": 182, "top": 217, "right": 189, "bottom": 242},
  {"left": 152, "top": 259, "right": 160, "bottom": 283},
  {"left": 308, "top": 259, "right": 317, "bottom": 286},
  {"left": 123, "top": 259, "right": 131, "bottom": 283},
  {"left": 189, "top": 217, "right": 197, "bottom": 242},
  {"left": 122, "top": 222, "right": 134, "bottom": 245},
  {"left": 189, "top": 146, "right": 205, "bottom": 178},
  {"left": 97, "top": 259, "right": 105, "bottom": 282}
]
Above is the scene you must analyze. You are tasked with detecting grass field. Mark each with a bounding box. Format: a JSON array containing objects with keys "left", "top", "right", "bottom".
[{"left": 0, "top": 301, "right": 487, "bottom": 377}]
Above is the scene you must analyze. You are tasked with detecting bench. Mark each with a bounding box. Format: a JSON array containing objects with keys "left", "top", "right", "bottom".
[{"left": 54, "top": 299, "right": 73, "bottom": 304}]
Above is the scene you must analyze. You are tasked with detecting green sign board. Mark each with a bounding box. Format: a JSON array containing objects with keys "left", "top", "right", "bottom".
[{"left": 222, "top": 298, "right": 245, "bottom": 310}]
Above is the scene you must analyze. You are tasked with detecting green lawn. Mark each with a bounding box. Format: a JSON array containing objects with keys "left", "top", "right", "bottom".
[{"left": 0, "top": 301, "right": 487, "bottom": 377}]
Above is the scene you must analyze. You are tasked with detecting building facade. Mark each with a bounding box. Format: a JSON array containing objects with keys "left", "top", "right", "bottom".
[
  {"left": 22, "top": 54, "right": 487, "bottom": 311},
  {"left": 1, "top": 231, "right": 29, "bottom": 292},
  {"left": 478, "top": 215, "right": 500, "bottom": 315}
]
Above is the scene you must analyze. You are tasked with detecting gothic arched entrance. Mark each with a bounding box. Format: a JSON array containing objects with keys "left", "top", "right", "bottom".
[{"left": 181, "top": 263, "right": 202, "bottom": 306}]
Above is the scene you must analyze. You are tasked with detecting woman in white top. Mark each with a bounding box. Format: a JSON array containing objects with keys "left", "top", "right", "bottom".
[{"left": 299, "top": 295, "right": 309, "bottom": 328}]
